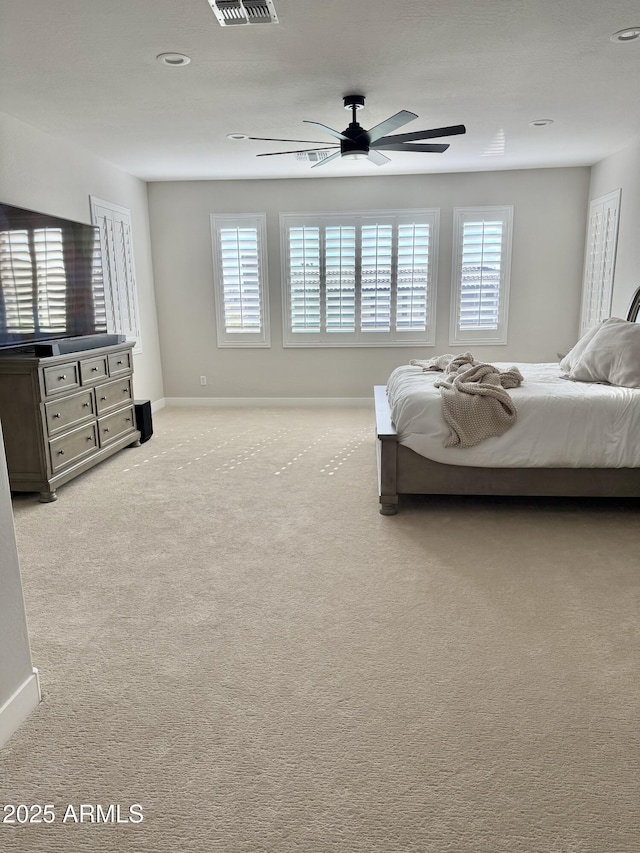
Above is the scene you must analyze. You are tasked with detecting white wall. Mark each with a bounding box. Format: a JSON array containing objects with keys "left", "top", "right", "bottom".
[
  {"left": 588, "top": 138, "right": 640, "bottom": 319},
  {"left": 148, "top": 167, "right": 590, "bottom": 399},
  {"left": 0, "top": 107, "right": 591, "bottom": 403},
  {"left": 0, "top": 112, "right": 164, "bottom": 404},
  {"left": 0, "top": 422, "right": 40, "bottom": 748}
]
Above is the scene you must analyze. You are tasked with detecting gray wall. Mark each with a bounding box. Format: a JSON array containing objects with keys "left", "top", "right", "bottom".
[
  {"left": 588, "top": 138, "right": 640, "bottom": 319},
  {"left": 0, "top": 421, "right": 36, "bottom": 736},
  {"left": 0, "top": 111, "right": 164, "bottom": 404},
  {"left": 148, "top": 167, "right": 590, "bottom": 399}
]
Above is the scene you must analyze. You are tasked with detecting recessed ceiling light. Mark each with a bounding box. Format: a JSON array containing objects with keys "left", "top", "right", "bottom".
[
  {"left": 227, "top": 133, "right": 249, "bottom": 140},
  {"left": 610, "top": 27, "right": 640, "bottom": 43},
  {"left": 156, "top": 53, "right": 191, "bottom": 66},
  {"left": 529, "top": 119, "right": 554, "bottom": 127}
]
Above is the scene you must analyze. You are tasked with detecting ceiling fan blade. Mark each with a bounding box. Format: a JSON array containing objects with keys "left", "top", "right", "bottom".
[
  {"left": 373, "top": 143, "right": 450, "bottom": 153},
  {"left": 247, "top": 136, "right": 337, "bottom": 145},
  {"left": 374, "top": 124, "right": 466, "bottom": 146},
  {"left": 310, "top": 151, "right": 342, "bottom": 168},
  {"left": 367, "top": 149, "right": 391, "bottom": 166},
  {"left": 303, "top": 121, "right": 349, "bottom": 141},
  {"left": 366, "top": 110, "right": 418, "bottom": 144},
  {"left": 256, "top": 147, "right": 340, "bottom": 157}
]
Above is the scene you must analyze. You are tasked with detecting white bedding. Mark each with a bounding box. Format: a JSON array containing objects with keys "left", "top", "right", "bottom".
[{"left": 387, "top": 362, "right": 640, "bottom": 468}]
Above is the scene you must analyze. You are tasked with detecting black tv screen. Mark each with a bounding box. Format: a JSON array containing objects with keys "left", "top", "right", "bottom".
[{"left": 0, "top": 202, "right": 107, "bottom": 350}]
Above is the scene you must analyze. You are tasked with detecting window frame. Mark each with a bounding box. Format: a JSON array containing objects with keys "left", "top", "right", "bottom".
[
  {"left": 90, "top": 196, "right": 142, "bottom": 354},
  {"left": 280, "top": 209, "right": 439, "bottom": 348},
  {"left": 450, "top": 205, "right": 513, "bottom": 346},
  {"left": 210, "top": 213, "right": 270, "bottom": 348},
  {"left": 579, "top": 189, "right": 621, "bottom": 337}
]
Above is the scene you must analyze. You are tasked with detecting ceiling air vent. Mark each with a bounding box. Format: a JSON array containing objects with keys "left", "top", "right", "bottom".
[
  {"left": 295, "top": 151, "right": 331, "bottom": 162},
  {"left": 208, "top": 0, "right": 279, "bottom": 26}
]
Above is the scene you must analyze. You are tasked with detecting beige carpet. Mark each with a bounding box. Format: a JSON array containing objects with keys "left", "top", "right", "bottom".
[{"left": 1, "top": 405, "right": 640, "bottom": 852}]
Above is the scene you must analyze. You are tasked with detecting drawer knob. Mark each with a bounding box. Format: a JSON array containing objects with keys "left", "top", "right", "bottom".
[
  {"left": 57, "top": 450, "right": 65, "bottom": 456},
  {"left": 86, "top": 436, "right": 93, "bottom": 441},
  {"left": 125, "top": 417, "right": 131, "bottom": 422},
  {"left": 59, "top": 374, "right": 67, "bottom": 380},
  {"left": 100, "top": 396, "right": 107, "bottom": 401},
  {"left": 123, "top": 388, "right": 128, "bottom": 393},
  {"left": 53, "top": 412, "right": 61, "bottom": 419},
  {"left": 104, "top": 428, "right": 110, "bottom": 433},
  {"left": 91, "top": 366, "right": 98, "bottom": 372},
  {"left": 117, "top": 360, "right": 123, "bottom": 365},
  {"left": 83, "top": 402, "right": 90, "bottom": 408}
]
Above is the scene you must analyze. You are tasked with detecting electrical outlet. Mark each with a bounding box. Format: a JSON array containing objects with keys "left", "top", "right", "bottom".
[{"left": 200, "top": 376, "right": 207, "bottom": 386}]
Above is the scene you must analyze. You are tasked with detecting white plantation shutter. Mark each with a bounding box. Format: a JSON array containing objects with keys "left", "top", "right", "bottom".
[
  {"left": 289, "top": 226, "right": 320, "bottom": 332},
  {"left": 397, "top": 223, "right": 430, "bottom": 331},
  {"left": 361, "top": 223, "right": 392, "bottom": 331},
  {"left": 459, "top": 221, "right": 502, "bottom": 329},
  {"left": 211, "top": 214, "right": 270, "bottom": 347},
  {"left": 220, "top": 227, "right": 261, "bottom": 331},
  {"left": 580, "top": 190, "right": 620, "bottom": 336},
  {"left": 451, "top": 206, "right": 513, "bottom": 345},
  {"left": 90, "top": 197, "right": 142, "bottom": 353},
  {"left": 325, "top": 225, "right": 356, "bottom": 332},
  {"left": 281, "top": 210, "right": 438, "bottom": 346}
]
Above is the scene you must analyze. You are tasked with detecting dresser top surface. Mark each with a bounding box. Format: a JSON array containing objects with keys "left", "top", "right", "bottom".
[{"left": 0, "top": 341, "right": 135, "bottom": 368}]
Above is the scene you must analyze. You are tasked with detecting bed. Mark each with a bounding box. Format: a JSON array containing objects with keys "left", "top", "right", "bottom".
[{"left": 375, "top": 286, "right": 640, "bottom": 514}]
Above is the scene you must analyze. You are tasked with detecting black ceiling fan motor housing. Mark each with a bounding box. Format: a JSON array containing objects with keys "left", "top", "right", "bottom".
[{"left": 341, "top": 122, "right": 369, "bottom": 156}]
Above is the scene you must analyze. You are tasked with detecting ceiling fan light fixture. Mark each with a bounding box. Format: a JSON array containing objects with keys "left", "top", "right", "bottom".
[
  {"left": 529, "top": 118, "right": 554, "bottom": 127},
  {"left": 340, "top": 129, "right": 370, "bottom": 160}
]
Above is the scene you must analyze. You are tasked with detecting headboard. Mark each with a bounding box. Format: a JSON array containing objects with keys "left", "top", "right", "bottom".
[{"left": 627, "top": 286, "right": 640, "bottom": 323}]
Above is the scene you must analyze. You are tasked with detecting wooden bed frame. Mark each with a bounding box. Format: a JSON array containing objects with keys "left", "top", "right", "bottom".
[{"left": 375, "top": 287, "right": 640, "bottom": 515}]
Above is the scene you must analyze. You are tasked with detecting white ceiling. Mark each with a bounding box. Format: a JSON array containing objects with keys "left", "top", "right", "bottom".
[{"left": 1, "top": 0, "right": 639, "bottom": 182}]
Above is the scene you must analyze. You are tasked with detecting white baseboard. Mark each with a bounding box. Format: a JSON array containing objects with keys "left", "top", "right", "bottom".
[
  {"left": 0, "top": 668, "right": 41, "bottom": 750},
  {"left": 151, "top": 398, "right": 166, "bottom": 413},
  {"left": 163, "top": 397, "right": 373, "bottom": 408}
]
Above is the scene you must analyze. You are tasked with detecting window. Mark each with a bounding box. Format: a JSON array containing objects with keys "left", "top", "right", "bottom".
[
  {"left": 281, "top": 209, "right": 439, "bottom": 346},
  {"left": 579, "top": 189, "right": 621, "bottom": 337},
  {"left": 210, "top": 214, "right": 270, "bottom": 347},
  {"left": 450, "top": 206, "right": 513, "bottom": 345},
  {"left": 90, "top": 197, "right": 142, "bottom": 353}
]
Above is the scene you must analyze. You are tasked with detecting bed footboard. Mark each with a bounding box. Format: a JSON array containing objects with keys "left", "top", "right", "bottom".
[
  {"left": 373, "top": 384, "right": 640, "bottom": 514},
  {"left": 374, "top": 385, "right": 399, "bottom": 515}
]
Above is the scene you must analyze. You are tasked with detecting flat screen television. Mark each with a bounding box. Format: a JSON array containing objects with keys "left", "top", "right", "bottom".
[{"left": 0, "top": 201, "right": 109, "bottom": 351}]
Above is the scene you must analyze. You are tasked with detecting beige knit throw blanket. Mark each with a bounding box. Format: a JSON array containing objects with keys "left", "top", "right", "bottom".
[{"left": 410, "top": 353, "right": 524, "bottom": 448}]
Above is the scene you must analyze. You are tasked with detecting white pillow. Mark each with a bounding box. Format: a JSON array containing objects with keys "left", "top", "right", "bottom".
[
  {"left": 559, "top": 321, "right": 605, "bottom": 373},
  {"left": 567, "top": 317, "right": 640, "bottom": 388}
]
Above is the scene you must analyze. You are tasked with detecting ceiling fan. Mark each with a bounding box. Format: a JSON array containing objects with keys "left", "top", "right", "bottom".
[{"left": 245, "top": 95, "right": 466, "bottom": 168}]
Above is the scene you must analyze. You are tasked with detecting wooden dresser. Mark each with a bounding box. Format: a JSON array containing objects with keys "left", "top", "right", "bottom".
[{"left": 0, "top": 342, "right": 140, "bottom": 501}]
